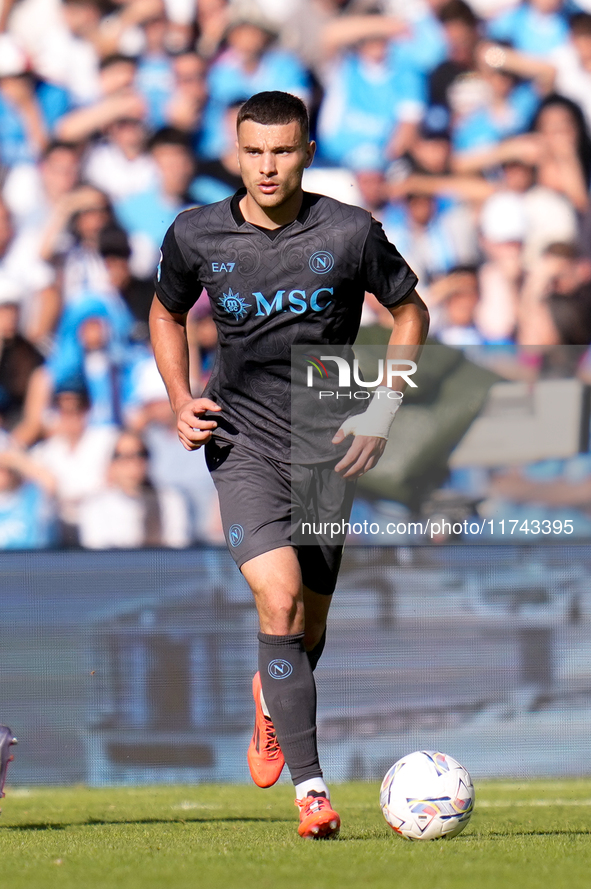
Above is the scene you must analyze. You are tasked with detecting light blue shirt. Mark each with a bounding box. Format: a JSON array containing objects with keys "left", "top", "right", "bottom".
[
  {"left": 115, "top": 187, "right": 192, "bottom": 250},
  {"left": 47, "top": 295, "right": 143, "bottom": 427},
  {"left": 487, "top": 4, "right": 569, "bottom": 56},
  {"left": 0, "top": 483, "right": 55, "bottom": 549},
  {"left": 381, "top": 200, "right": 463, "bottom": 282},
  {"left": 200, "top": 48, "right": 310, "bottom": 159},
  {"left": 0, "top": 81, "right": 69, "bottom": 167},
  {"left": 390, "top": 12, "right": 447, "bottom": 74},
  {"left": 453, "top": 82, "right": 539, "bottom": 153},
  {"left": 136, "top": 54, "right": 175, "bottom": 129},
  {"left": 317, "top": 52, "right": 425, "bottom": 168}
]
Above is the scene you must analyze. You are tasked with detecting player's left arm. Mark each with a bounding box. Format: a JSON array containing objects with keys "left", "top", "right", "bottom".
[{"left": 333, "top": 289, "right": 429, "bottom": 480}]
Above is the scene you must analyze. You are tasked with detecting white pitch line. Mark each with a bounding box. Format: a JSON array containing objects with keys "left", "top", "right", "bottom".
[{"left": 477, "top": 799, "right": 591, "bottom": 807}]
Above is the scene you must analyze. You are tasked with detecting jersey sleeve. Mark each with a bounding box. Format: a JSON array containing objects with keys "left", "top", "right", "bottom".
[
  {"left": 360, "top": 217, "right": 418, "bottom": 307},
  {"left": 154, "top": 222, "right": 201, "bottom": 314}
]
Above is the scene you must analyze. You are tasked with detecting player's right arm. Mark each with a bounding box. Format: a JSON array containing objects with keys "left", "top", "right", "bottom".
[{"left": 149, "top": 295, "right": 220, "bottom": 451}]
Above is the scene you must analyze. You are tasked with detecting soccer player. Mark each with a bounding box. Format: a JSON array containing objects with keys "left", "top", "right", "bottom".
[
  {"left": 150, "top": 91, "right": 429, "bottom": 839},
  {"left": 0, "top": 726, "right": 17, "bottom": 814}
]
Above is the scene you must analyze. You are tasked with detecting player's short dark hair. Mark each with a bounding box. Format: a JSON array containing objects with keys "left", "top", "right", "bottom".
[
  {"left": 237, "top": 91, "right": 309, "bottom": 139},
  {"left": 438, "top": 0, "right": 479, "bottom": 28},
  {"left": 570, "top": 13, "right": 591, "bottom": 37}
]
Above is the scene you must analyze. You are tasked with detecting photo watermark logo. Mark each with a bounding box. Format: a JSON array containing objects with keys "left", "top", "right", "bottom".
[{"left": 305, "top": 354, "right": 418, "bottom": 398}]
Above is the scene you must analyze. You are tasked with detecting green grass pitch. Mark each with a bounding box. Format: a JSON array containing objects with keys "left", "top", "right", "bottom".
[{"left": 2, "top": 781, "right": 591, "bottom": 889}]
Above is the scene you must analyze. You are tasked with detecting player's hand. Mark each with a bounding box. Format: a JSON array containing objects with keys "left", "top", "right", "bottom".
[
  {"left": 175, "top": 398, "right": 221, "bottom": 450},
  {"left": 332, "top": 432, "right": 387, "bottom": 480},
  {"left": 332, "top": 387, "right": 402, "bottom": 477}
]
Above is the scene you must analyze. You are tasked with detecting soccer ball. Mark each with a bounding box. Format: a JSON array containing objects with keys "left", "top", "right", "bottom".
[{"left": 380, "top": 750, "right": 475, "bottom": 841}]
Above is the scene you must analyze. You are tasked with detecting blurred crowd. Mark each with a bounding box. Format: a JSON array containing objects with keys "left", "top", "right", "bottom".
[{"left": 1, "top": 0, "right": 591, "bottom": 549}]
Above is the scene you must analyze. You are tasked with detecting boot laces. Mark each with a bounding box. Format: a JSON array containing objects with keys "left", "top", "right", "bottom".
[{"left": 262, "top": 716, "right": 282, "bottom": 759}]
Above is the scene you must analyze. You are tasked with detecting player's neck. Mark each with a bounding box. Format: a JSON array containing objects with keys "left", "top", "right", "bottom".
[{"left": 239, "top": 189, "right": 304, "bottom": 230}]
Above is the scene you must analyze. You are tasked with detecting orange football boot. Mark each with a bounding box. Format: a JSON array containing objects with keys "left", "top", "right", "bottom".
[
  {"left": 296, "top": 792, "right": 341, "bottom": 839},
  {"left": 247, "top": 672, "right": 285, "bottom": 787}
]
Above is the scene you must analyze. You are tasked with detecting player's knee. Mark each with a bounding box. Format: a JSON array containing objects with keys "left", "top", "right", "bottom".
[{"left": 260, "top": 595, "right": 303, "bottom": 635}]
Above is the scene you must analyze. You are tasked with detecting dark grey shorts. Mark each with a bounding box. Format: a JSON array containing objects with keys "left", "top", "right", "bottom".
[{"left": 205, "top": 439, "right": 355, "bottom": 596}]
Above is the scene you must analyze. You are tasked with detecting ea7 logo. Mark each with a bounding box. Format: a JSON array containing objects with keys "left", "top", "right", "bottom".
[{"left": 212, "top": 262, "right": 235, "bottom": 272}]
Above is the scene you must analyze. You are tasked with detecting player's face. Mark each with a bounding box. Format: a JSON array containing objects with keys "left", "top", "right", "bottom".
[{"left": 237, "top": 119, "right": 315, "bottom": 212}]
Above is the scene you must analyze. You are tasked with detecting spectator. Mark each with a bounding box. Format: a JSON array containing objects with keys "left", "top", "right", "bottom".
[
  {"left": 12, "top": 282, "right": 136, "bottom": 446},
  {"left": 501, "top": 158, "right": 578, "bottom": 266},
  {"left": 476, "top": 190, "right": 525, "bottom": 341},
  {"left": 2, "top": 140, "right": 81, "bottom": 237},
  {"left": 0, "top": 198, "right": 58, "bottom": 347},
  {"left": 316, "top": 21, "right": 425, "bottom": 166},
  {"left": 39, "top": 185, "right": 116, "bottom": 303},
  {"left": 453, "top": 93, "right": 591, "bottom": 213},
  {"left": 191, "top": 101, "right": 244, "bottom": 205},
  {"left": 164, "top": 50, "right": 208, "bottom": 136},
  {"left": 428, "top": 265, "right": 486, "bottom": 344},
  {"left": 0, "top": 443, "right": 57, "bottom": 549},
  {"left": 529, "top": 95, "right": 591, "bottom": 212},
  {"left": 195, "top": 0, "right": 230, "bottom": 61},
  {"left": 452, "top": 42, "right": 539, "bottom": 156},
  {"left": 382, "top": 189, "right": 479, "bottom": 286},
  {"left": 353, "top": 166, "right": 389, "bottom": 216},
  {"left": 406, "top": 119, "right": 454, "bottom": 175},
  {"left": 391, "top": 0, "right": 449, "bottom": 75},
  {"left": 78, "top": 429, "right": 191, "bottom": 548},
  {"left": 200, "top": 9, "right": 310, "bottom": 158},
  {"left": 282, "top": 0, "right": 406, "bottom": 82},
  {"left": 47, "top": 297, "right": 140, "bottom": 428},
  {"left": 99, "top": 225, "right": 153, "bottom": 340},
  {"left": 29, "top": 383, "right": 119, "bottom": 545},
  {"left": 427, "top": 0, "right": 482, "bottom": 135},
  {"left": 481, "top": 13, "right": 591, "bottom": 131},
  {"left": 134, "top": 3, "right": 176, "bottom": 129},
  {"left": 83, "top": 116, "right": 158, "bottom": 203},
  {"left": 56, "top": 53, "right": 145, "bottom": 145},
  {"left": 0, "top": 33, "right": 69, "bottom": 168},
  {"left": 0, "top": 290, "right": 44, "bottom": 431},
  {"left": 115, "top": 127, "right": 197, "bottom": 277},
  {"left": 22, "top": 0, "right": 104, "bottom": 106},
  {"left": 487, "top": 0, "right": 569, "bottom": 57}
]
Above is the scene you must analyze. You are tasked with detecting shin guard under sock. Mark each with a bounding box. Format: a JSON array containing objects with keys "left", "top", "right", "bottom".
[{"left": 258, "top": 632, "right": 322, "bottom": 785}]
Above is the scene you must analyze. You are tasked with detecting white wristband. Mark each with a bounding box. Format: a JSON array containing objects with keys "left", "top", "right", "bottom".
[{"left": 336, "top": 387, "right": 403, "bottom": 440}]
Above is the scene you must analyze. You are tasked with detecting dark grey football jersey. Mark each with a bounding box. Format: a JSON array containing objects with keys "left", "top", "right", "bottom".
[{"left": 155, "top": 189, "right": 417, "bottom": 462}]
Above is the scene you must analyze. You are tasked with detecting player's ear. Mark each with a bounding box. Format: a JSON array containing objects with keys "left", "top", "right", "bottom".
[{"left": 305, "top": 140, "right": 316, "bottom": 169}]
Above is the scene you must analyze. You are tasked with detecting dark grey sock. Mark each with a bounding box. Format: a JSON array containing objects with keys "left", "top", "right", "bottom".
[
  {"left": 258, "top": 631, "right": 323, "bottom": 785},
  {"left": 306, "top": 629, "right": 326, "bottom": 672}
]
